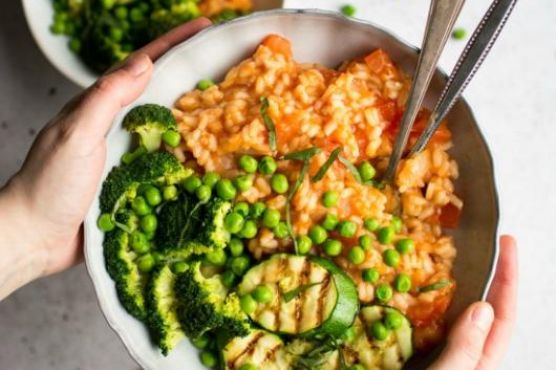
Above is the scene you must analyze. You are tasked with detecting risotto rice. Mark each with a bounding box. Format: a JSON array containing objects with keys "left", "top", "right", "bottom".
[{"left": 171, "top": 35, "right": 462, "bottom": 351}]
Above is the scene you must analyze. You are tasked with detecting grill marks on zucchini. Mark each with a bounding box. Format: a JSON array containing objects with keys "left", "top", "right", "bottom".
[
  {"left": 222, "top": 330, "right": 287, "bottom": 370},
  {"left": 238, "top": 254, "right": 358, "bottom": 338}
]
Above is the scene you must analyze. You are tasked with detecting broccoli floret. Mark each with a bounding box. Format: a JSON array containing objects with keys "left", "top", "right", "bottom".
[
  {"left": 146, "top": 264, "right": 185, "bottom": 355},
  {"left": 196, "top": 198, "right": 232, "bottom": 249},
  {"left": 103, "top": 225, "right": 148, "bottom": 320},
  {"left": 155, "top": 195, "right": 231, "bottom": 253},
  {"left": 123, "top": 104, "right": 178, "bottom": 152},
  {"left": 148, "top": 2, "right": 201, "bottom": 39},
  {"left": 99, "top": 151, "right": 191, "bottom": 214},
  {"left": 174, "top": 261, "right": 249, "bottom": 339}
]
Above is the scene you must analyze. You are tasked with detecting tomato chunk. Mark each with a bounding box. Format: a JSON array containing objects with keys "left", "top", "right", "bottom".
[{"left": 439, "top": 203, "right": 462, "bottom": 229}]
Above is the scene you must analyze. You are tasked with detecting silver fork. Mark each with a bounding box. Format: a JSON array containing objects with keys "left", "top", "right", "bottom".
[{"left": 384, "top": 0, "right": 518, "bottom": 182}]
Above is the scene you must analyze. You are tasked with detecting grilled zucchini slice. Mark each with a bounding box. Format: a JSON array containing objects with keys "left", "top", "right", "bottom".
[
  {"left": 221, "top": 330, "right": 289, "bottom": 370},
  {"left": 237, "top": 254, "right": 358, "bottom": 338}
]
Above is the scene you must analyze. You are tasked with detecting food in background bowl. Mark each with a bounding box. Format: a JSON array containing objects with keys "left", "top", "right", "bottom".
[
  {"left": 97, "top": 34, "right": 463, "bottom": 369},
  {"left": 49, "top": 0, "right": 252, "bottom": 73}
]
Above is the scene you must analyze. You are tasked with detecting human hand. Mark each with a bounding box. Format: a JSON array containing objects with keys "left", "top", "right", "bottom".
[
  {"left": 429, "top": 235, "right": 518, "bottom": 370},
  {"left": 0, "top": 18, "right": 211, "bottom": 300}
]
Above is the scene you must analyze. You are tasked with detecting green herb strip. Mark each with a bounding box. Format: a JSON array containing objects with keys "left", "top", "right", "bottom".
[
  {"left": 283, "top": 146, "right": 322, "bottom": 161},
  {"left": 418, "top": 279, "right": 451, "bottom": 293},
  {"left": 338, "top": 155, "right": 362, "bottom": 183},
  {"left": 260, "top": 96, "right": 277, "bottom": 152},
  {"left": 283, "top": 282, "right": 323, "bottom": 303},
  {"left": 312, "top": 147, "right": 342, "bottom": 182},
  {"left": 291, "top": 335, "right": 347, "bottom": 370}
]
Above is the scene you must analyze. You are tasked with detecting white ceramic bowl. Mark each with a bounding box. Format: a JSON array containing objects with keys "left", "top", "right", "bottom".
[
  {"left": 21, "top": 0, "right": 284, "bottom": 87},
  {"left": 84, "top": 9, "right": 500, "bottom": 370}
]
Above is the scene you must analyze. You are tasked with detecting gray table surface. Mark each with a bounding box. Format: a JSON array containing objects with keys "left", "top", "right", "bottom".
[{"left": 2, "top": 0, "right": 556, "bottom": 369}]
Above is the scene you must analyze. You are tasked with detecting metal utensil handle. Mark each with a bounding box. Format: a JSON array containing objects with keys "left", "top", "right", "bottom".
[
  {"left": 384, "top": 0, "right": 465, "bottom": 182},
  {"left": 410, "top": 0, "right": 519, "bottom": 155}
]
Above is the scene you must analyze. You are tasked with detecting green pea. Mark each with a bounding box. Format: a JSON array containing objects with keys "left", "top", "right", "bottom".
[
  {"left": 394, "top": 273, "right": 412, "bottom": 293},
  {"left": 152, "top": 252, "right": 164, "bottom": 264},
  {"left": 359, "top": 235, "right": 373, "bottom": 250},
  {"left": 231, "top": 256, "right": 251, "bottom": 276},
  {"left": 162, "top": 185, "right": 178, "bottom": 201},
  {"left": 240, "top": 294, "right": 257, "bottom": 314},
  {"left": 238, "top": 155, "right": 258, "bottom": 173},
  {"left": 137, "top": 254, "right": 155, "bottom": 273},
  {"left": 362, "top": 268, "right": 379, "bottom": 283},
  {"left": 197, "top": 79, "right": 215, "bottom": 91},
  {"left": 309, "top": 225, "right": 328, "bottom": 245},
  {"left": 273, "top": 222, "right": 289, "bottom": 239},
  {"left": 348, "top": 246, "right": 366, "bottom": 265},
  {"left": 132, "top": 196, "right": 151, "bottom": 216},
  {"left": 50, "top": 20, "right": 65, "bottom": 35},
  {"left": 270, "top": 174, "right": 289, "bottom": 194},
  {"left": 358, "top": 161, "right": 376, "bottom": 182},
  {"left": 239, "top": 364, "right": 258, "bottom": 370},
  {"left": 114, "top": 6, "right": 128, "bottom": 20},
  {"left": 228, "top": 238, "right": 244, "bottom": 257},
  {"left": 172, "top": 261, "right": 188, "bottom": 274},
  {"left": 376, "top": 226, "right": 395, "bottom": 244},
  {"left": 130, "top": 231, "right": 149, "bottom": 254},
  {"left": 216, "top": 179, "right": 237, "bottom": 200},
  {"left": 391, "top": 216, "right": 403, "bottom": 233},
  {"left": 342, "top": 326, "right": 356, "bottom": 343},
  {"left": 258, "top": 156, "right": 277, "bottom": 175},
  {"left": 383, "top": 249, "right": 400, "bottom": 267},
  {"left": 252, "top": 285, "right": 274, "bottom": 303},
  {"left": 250, "top": 202, "right": 266, "bottom": 219},
  {"left": 370, "top": 321, "right": 390, "bottom": 341},
  {"left": 144, "top": 186, "right": 162, "bottom": 206},
  {"left": 341, "top": 4, "right": 356, "bottom": 17},
  {"left": 375, "top": 283, "right": 393, "bottom": 303},
  {"left": 322, "top": 214, "right": 339, "bottom": 231},
  {"left": 183, "top": 175, "right": 202, "bottom": 194},
  {"left": 239, "top": 220, "right": 258, "bottom": 239},
  {"left": 337, "top": 220, "right": 357, "bottom": 237},
  {"left": 262, "top": 208, "right": 281, "bottom": 229},
  {"left": 322, "top": 191, "right": 339, "bottom": 207},
  {"left": 221, "top": 270, "right": 236, "bottom": 288},
  {"left": 452, "top": 27, "right": 467, "bottom": 40},
  {"left": 140, "top": 214, "right": 157, "bottom": 233},
  {"left": 101, "top": 0, "right": 115, "bottom": 9},
  {"left": 206, "top": 249, "right": 227, "bottom": 266},
  {"left": 384, "top": 311, "right": 404, "bottom": 330},
  {"left": 97, "top": 213, "right": 115, "bottom": 232},
  {"left": 203, "top": 172, "right": 221, "bottom": 188},
  {"left": 162, "top": 130, "right": 181, "bottom": 148},
  {"left": 364, "top": 218, "right": 380, "bottom": 231},
  {"left": 323, "top": 239, "right": 343, "bottom": 256},
  {"left": 234, "top": 174, "right": 254, "bottom": 192},
  {"left": 69, "top": 38, "right": 81, "bottom": 53},
  {"left": 129, "top": 7, "right": 144, "bottom": 22},
  {"left": 224, "top": 212, "right": 245, "bottom": 234},
  {"left": 349, "top": 365, "right": 365, "bottom": 370},
  {"left": 191, "top": 334, "right": 210, "bottom": 349},
  {"left": 396, "top": 238, "right": 414, "bottom": 254},
  {"left": 296, "top": 235, "right": 313, "bottom": 254},
  {"left": 196, "top": 185, "right": 212, "bottom": 202},
  {"left": 199, "top": 350, "right": 218, "bottom": 368}
]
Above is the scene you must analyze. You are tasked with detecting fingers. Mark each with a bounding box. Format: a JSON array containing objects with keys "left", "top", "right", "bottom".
[
  {"left": 429, "top": 302, "right": 495, "bottom": 370},
  {"left": 136, "top": 17, "right": 212, "bottom": 61},
  {"left": 477, "top": 235, "right": 518, "bottom": 370}
]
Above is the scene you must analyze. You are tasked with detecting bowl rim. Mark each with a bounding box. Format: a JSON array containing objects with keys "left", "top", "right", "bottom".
[{"left": 83, "top": 8, "right": 500, "bottom": 369}]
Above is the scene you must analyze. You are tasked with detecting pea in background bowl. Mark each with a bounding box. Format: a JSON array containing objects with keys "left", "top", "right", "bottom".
[
  {"left": 84, "top": 9, "right": 500, "bottom": 370},
  {"left": 21, "top": 0, "right": 284, "bottom": 87}
]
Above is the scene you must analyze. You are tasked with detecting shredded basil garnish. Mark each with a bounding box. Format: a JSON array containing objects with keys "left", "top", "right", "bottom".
[
  {"left": 418, "top": 279, "right": 451, "bottom": 293},
  {"left": 260, "top": 96, "right": 277, "bottom": 152},
  {"left": 338, "top": 155, "right": 362, "bottom": 183},
  {"left": 283, "top": 282, "right": 323, "bottom": 302},
  {"left": 312, "top": 147, "right": 342, "bottom": 182},
  {"left": 283, "top": 146, "right": 322, "bottom": 161}
]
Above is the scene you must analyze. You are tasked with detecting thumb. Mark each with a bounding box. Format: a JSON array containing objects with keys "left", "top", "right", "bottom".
[
  {"left": 428, "top": 302, "right": 494, "bottom": 370},
  {"left": 63, "top": 53, "right": 153, "bottom": 140}
]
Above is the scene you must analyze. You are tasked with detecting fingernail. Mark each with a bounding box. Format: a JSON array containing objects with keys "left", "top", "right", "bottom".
[
  {"left": 471, "top": 304, "right": 494, "bottom": 330},
  {"left": 123, "top": 54, "right": 151, "bottom": 77}
]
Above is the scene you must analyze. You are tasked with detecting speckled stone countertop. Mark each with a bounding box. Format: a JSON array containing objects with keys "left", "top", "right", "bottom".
[{"left": 1, "top": 0, "right": 554, "bottom": 369}]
